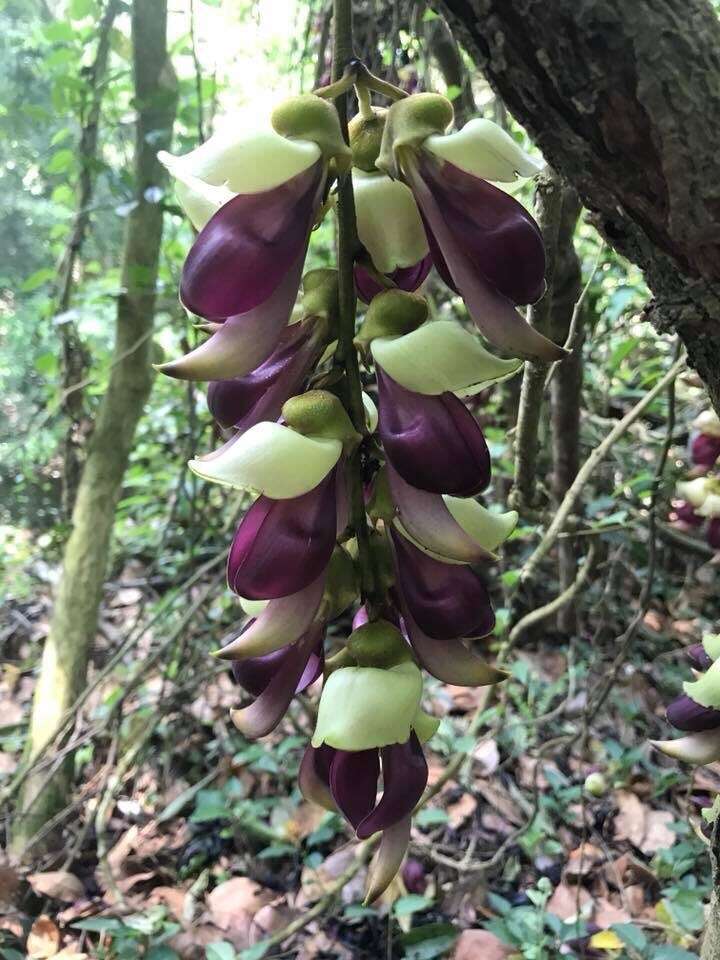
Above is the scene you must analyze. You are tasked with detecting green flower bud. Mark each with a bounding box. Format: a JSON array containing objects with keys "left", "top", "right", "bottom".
[
  {"left": 584, "top": 772, "right": 608, "bottom": 797},
  {"left": 320, "top": 545, "right": 359, "bottom": 621},
  {"left": 346, "top": 619, "right": 413, "bottom": 668},
  {"left": 301, "top": 268, "right": 339, "bottom": 339},
  {"left": 367, "top": 465, "right": 396, "bottom": 524},
  {"left": 282, "top": 390, "right": 361, "bottom": 448},
  {"left": 355, "top": 289, "right": 428, "bottom": 350},
  {"left": 272, "top": 94, "right": 351, "bottom": 170},
  {"left": 312, "top": 660, "right": 423, "bottom": 750},
  {"left": 348, "top": 107, "right": 387, "bottom": 172},
  {"left": 684, "top": 657, "right": 720, "bottom": 709},
  {"left": 377, "top": 93, "right": 454, "bottom": 178}
]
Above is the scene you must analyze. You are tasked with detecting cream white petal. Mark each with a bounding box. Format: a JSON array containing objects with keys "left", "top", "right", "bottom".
[
  {"left": 312, "top": 661, "right": 423, "bottom": 750},
  {"left": 444, "top": 497, "right": 519, "bottom": 552},
  {"left": 173, "top": 176, "right": 234, "bottom": 231},
  {"left": 362, "top": 391, "right": 378, "bottom": 434},
  {"left": 684, "top": 658, "right": 720, "bottom": 709},
  {"left": 424, "top": 117, "right": 544, "bottom": 182},
  {"left": 651, "top": 729, "right": 720, "bottom": 765},
  {"left": 371, "top": 320, "right": 522, "bottom": 395},
  {"left": 705, "top": 633, "right": 720, "bottom": 661},
  {"left": 676, "top": 477, "right": 711, "bottom": 508},
  {"left": 693, "top": 409, "right": 720, "bottom": 438},
  {"left": 352, "top": 169, "right": 428, "bottom": 274},
  {"left": 159, "top": 127, "right": 320, "bottom": 195},
  {"left": 239, "top": 597, "right": 269, "bottom": 617},
  {"left": 697, "top": 492, "right": 720, "bottom": 518},
  {"left": 188, "top": 421, "right": 342, "bottom": 499}
]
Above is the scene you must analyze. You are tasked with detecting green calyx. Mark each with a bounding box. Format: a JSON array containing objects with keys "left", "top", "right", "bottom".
[
  {"left": 355, "top": 289, "right": 428, "bottom": 350},
  {"left": 346, "top": 619, "right": 412, "bottom": 668},
  {"left": 685, "top": 657, "right": 720, "bottom": 709},
  {"left": 366, "top": 464, "right": 395, "bottom": 524},
  {"left": 377, "top": 93, "right": 454, "bottom": 178},
  {"left": 282, "top": 389, "right": 361, "bottom": 448},
  {"left": 301, "top": 268, "right": 340, "bottom": 339},
  {"left": 348, "top": 106, "right": 387, "bottom": 172},
  {"left": 272, "top": 94, "right": 351, "bottom": 170},
  {"left": 704, "top": 633, "right": 720, "bottom": 662},
  {"left": 320, "top": 545, "right": 359, "bottom": 621}
]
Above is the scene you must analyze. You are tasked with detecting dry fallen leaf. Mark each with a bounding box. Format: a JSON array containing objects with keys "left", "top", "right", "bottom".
[
  {"left": 299, "top": 847, "right": 365, "bottom": 905},
  {"left": 564, "top": 844, "right": 603, "bottom": 881},
  {"left": 613, "top": 790, "right": 647, "bottom": 847},
  {"left": 546, "top": 882, "right": 592, "bottom": 921},
  {"left": 54, "top": 950, "right": 89, "bottom": 959},
  {"left": 447, "top": 793, "right": 478, "bottom": 829},
  {"left": 593, "top": 897, "right": 631, "bottom": 927},
  {"left": 453, "top": 929, "right": 514, "bottom": 959},
  {"left": 640, "top": 810, "right": 676, "bottom": 855},
  {"left": 207, "top": 877, "right": 273, "bottom": 931},
  {"left": 28, "top": 871, "right": 85, "bottom": 903},
  {"left": 26, "top": 915, "right": 61, "bottom": 959}
]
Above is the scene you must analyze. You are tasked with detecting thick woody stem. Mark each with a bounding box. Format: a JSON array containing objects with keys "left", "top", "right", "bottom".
[{"left": 331, "top": 0, "right": 380, "bottom": 609}]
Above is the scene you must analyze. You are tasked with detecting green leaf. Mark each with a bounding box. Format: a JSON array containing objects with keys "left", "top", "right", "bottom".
[
  {"left": 35, "top": 352, "right": 58, "bottom": 377},
  {"left": 256, "top": 843, "right": 296, "bottom": 860},
  {"left": 611, "top": 923, "right": 647, "bottom": 952},
  {"left": 21, "top": 268, "right": 55, "bottom": 293},
  {"left": 146, "top": 948, "right": 180, "bottom": 960},
  {"left": 205, "top": 943, "right": 236, "bottom": 960},
  {"left": 415, "top": 808, "right": 449, "bottom": 828},
  {"left": 239, "top": 944, "right": 270, "bottom": 960},
  {"left": 191, "top": 788, "right": 230, "bottom": 823},
  {"left": 69, "top": 0, "right": 96, "bottom": 19},
  {"left": 402, "top": 923, "right": 458, "bottom": 960},
  {"left": 72, "top": 917, "right": 125, "bottom": 932},
  {"left": 394, "top": 895, "right": 433, "bottom": 916},
  {"left": 42, "top": 20, "right": 76, "bottom": 42},
  {"left": 445, "top": 84, "right": 462, "bottom": 101},
  {"left": 651, "top": 948, "right": 699, "bottom": 960},
  {"left": 46, "top": 149, "right": 76, "bottom": 175},
  {"left": 422, "top": 8, "right": 440, "bottom": 20}
]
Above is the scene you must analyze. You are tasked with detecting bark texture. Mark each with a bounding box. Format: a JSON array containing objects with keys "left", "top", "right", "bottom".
[
  {"left": 11, "top": 0, "right": 177, "bottom": 856},
  {"left": 439, "top": 0, "right": 720, "bottom": 412}
]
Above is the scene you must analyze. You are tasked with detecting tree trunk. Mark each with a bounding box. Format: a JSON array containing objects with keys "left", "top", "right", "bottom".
[
  {"left": 426, "top": 15, "right": 476, "bottom": 124},
  {"left": 439, "top": 0, "right": 720, "bottom": 414},
  {"left": 11, "top": 0, "right": 177, "bottom": 857},
  {"left": 58, "top": 0, "right": 121, "bottom": 516},
  {"left": 549, "top": 189, "right": 583, "bottom": 634}
]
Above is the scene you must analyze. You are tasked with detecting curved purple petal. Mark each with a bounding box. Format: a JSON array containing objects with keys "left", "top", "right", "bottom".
[
  {"left": 157, "top": 253, "right": 305, "bottom": 381},
  {"left": 387, "top": 462, "right": 495, "bottom": 563},
  {"left": 298, "top": 743, "right": 337, "bottom": 811},
  {"left": 691, "top": 433, "right": 720, "bottom": 469},
  {"left": 329, "top": 749, "right": 379, "bottom": 831},
  {"left": 231, "top": 624, "right": 323, "bottom": 697},
  {"left": 180, "top": 159, "right": 325, "bottom": 319},
  {"left": 417, "top": 153, "right": 544, "bottom": 306},
  {"left": 709, "top": 517, "right": 720, "bottom": 550},
  {"left": 666, "top": 694, "right": 720, "bottom": 732},
  {"left": 404, "top": 157, "right": 565, "bottom": 363},
  {"left": 216, "top": 573, "right": 326, "bottom": 660},
  {"left": 391, "top": 527, "right": 495, "bottom": 640},
  {"left": 230, "top": 624, "right": 324, "bottom": 739},
  {"left": 687, "top": 644, "right": 714, "bottom": 672},
  {"left": 207, "top": 319, "right": 323, "bottom": 430},
  {"left": 356, "top": 733, "right": 427, "bottom": 839},
  {"left": 227, "top": 469, "right": 337, "bottom": 600},
  {"left": 672, "top": 500, "right": 703, "bottom": 527},
  {"left": 401, "top": 607, "right": 505, "bottom": 686},
  {"left": 377, "top": 367, "right": 490, "bottom": 497},
  {"left": 354, "top": 254, "right": 433, "bottom": 304}
]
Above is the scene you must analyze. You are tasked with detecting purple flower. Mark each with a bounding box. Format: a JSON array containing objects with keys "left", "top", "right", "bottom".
[
  {"left": 376, "top": 367, "right": 490, "bottom": 497},
  {"left": 666, "top": 694, "right": 720, "bottom": 732},
  {"left": 390, "top": 527, "right": 495, "bottom": 641},
  {"left": 672, "top": 499, "right": 703, "bottom": 527},
  {"left": 207, "top": 318, "right": 324, "bottom": 430},
  {"left": 354, "top": 255, "right": 432, "bottom": 304},
  {"left": 227, "top": 468, "right": 337, "bottom": 600},
  {"left": 230, "top": 623, "right": 324, "bottom": 738},
  {"left": 709, "top": 517, "right": 720, "bottom": 550},
  {"left": 298, "top": 732, "right": 427, "bottom": 840},
  {"left": 181, "top": 160, "right": 326, "bottom": 320},
  {"left": 691, "top": 432, "right": 720, "bottom": 470},
  {"left": 687, "top": 643, "right": 714, "bottom": 671}
]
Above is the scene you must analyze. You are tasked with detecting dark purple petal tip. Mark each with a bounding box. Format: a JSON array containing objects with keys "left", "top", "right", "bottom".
[
  {"left": 666, "top": 693, "right": 720, "bottom": 732},
  {"left": 686, "top": 644, "right": 714, "bottom": 671},
  {"left": 354, "top": 255, "right": 433, "bottom": 304}
]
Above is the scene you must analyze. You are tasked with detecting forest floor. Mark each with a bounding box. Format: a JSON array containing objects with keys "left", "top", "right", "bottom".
[{"left": 0, "top": 545, "right": 716, "bottom": 960}]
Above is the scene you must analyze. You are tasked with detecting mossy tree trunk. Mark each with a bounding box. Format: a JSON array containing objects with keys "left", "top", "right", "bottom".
[
  {"left": 439, "top": 0, "right": 720, "bottom": 414},
  {"left": 11, "top": 0, "right": 178, "bottom": 857}
]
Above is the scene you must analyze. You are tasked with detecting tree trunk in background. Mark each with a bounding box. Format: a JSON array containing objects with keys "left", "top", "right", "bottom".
[
  {"left": 425, "top": 15, "right": 476, "bottom": 124},
  {"left": 58, "top": 0, "right": 120, "bottom": 516},
  {"left": 549, "top": 189, "right": 582, "bottom": 634},
  {"left": 11, "top": 0, "right": 177, "bottom": 857},
  {"left": 439, "top": 0, "right": 720, "bottom": 415}
]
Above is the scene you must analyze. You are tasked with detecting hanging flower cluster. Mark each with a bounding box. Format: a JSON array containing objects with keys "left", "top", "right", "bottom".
[
  {"left": 670, "top": 408, "right": 720, "bottom": 551},
  {"left": 158, "top": 81, "right": 549, "bottom": 900}
]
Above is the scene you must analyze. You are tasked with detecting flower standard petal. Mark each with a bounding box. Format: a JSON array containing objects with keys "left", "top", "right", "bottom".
[
  {"left": 676, "top": 477, "right": 711, "bottom": 509},
  {"left": 372, "top": 320, "right": 522, "bottom": 395},
  {"left": 377, "top": 368, "right": 491, "bottom": 497},
  {"left": 180, "top": 159, "right": 325, "bottom": 320},
  {"left": 227, "top": 469, "right": 337, "bottom": 600},
  {"left": 651, "top": 729, "right": 720, "bottom": 765},
  {"left": 692, "top": 410, "right": 720, "bottom": 438},
  {"left": 312, "top": 661, "right": 423, "bottom": 751},
  {"left": 188, "top": 421, "right": 342, "bottom": 499},
  {"left": 216, "top": 573, "right": 326, "bottom": 660},
  {"left": 329, "top": 749, "right": 380, "bottom": 831},
  {"left": 390, "top": 527, "right": 495, "bottom": 641},
  {"left": 352, "top": 169, "right": 429, "bottom": 274},
  {"left": 402, "top": 607, "right": 506, "bottom": 687},
  {"left": 230, "top": 624, "right": 324, "bottom": 739},
  {"left": 157, "top": 251, "right": 306, "bottom": 382},
  {"left": 206, "top": 318, "right": 323, "bottom": 430},
  {"left": 424, "top": 118, "right": 544, "bottom": 182},
  {"left": 356, "top": 733, "right": 427, "bottom": 839},
  {"left": 403, "top": 156, "right": 566, "bottom": 363}
]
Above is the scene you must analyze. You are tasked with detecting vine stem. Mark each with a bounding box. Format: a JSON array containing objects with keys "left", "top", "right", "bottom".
[{"left": 331, "top": 0, "right": 379, "bottom": 607}]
